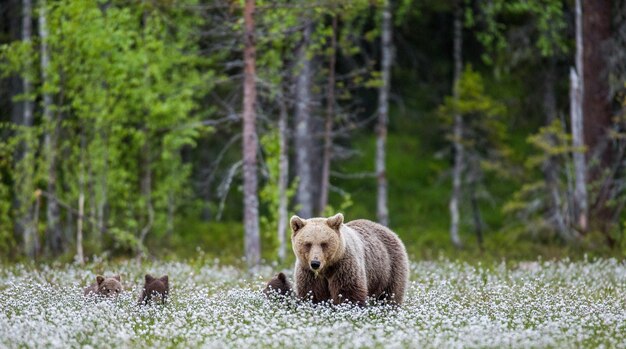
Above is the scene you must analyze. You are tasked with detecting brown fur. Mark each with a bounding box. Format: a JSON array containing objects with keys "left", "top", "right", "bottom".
[
  {"left": 138, "top": 274, "right": 169, "bottom": 305},
  {"left": 291, "top": 213, "right": 409, "bottom": 306},
  {"left": 263, "top": 272, "right": 293, "bottom": 296},
  {"left": 84, "top": 275, "right": 123, "bottom": 297}
]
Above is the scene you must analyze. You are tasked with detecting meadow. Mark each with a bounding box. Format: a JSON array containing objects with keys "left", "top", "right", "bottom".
[{"left": 1, "top": 258, "right": 625, "bottom": 348}]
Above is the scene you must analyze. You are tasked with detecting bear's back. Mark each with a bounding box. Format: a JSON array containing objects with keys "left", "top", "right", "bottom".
[
  {"left": 344, "top": 219, "right": 408, "bottom": 298},
  {"left": 84, "top": 283, "right": 97, "bottom": 296},
  {"left": 345, "top": 219, "right": 405, "bottom": 255}
]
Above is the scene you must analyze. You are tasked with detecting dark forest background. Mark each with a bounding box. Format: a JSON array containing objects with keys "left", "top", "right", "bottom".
[{"left": 1, "top": 0, "right": 625, "bottom": 266}]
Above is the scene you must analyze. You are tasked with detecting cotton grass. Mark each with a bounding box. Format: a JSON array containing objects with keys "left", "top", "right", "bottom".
[{"left": 0, "top": 259, "right": 625, "bottom": 348}]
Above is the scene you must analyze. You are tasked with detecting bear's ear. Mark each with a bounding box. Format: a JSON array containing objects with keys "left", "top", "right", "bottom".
[
  {"left": 113, "top": 274, "right": 121, "bottom": 282},
  {"left": 290, "top": 215, "right": 306, "bottom": 235},
  {"left": 145, "top": 274, "right": 155, "bottom": 284},
  {"left": 277, "top": 272, "right": 286, "bottom": 283},
  {"left": 96, "top": 275, "right": 105, "bottom": 285},
  {"left": 326, "top": 213, "right": 344, "bottom": 231},
  {"left": 160, "top": 275, "right": 168, "bottom": 287}
]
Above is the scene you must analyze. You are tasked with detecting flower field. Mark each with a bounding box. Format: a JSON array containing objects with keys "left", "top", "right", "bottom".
[{"left": 1, "top": 258, "right": 625, "bottom": 348}]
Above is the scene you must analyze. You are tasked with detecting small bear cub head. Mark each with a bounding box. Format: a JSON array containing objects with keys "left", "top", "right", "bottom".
[
  {"left": 264, "top": 272, "right": 292, "bottom": 297},
  {"left": 84, "top": 275, "right": 122, "bottom": 297},
  {"left": 139, "top": 274, "right": 169, "bottom": 305}
]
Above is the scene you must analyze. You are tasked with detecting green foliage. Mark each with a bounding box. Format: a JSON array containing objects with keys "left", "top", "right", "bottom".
[
  {"left": 477, "top": 0, "right": 568, "bottom": 66},
  {"left": 44, "top": 0, "right": 209, "bottom": 254},
  {"left": 322, "top": 192, "right": 353, "bottom": 217},
  {"left": 440, "top": 66, "right": 510, "bottom": 180},
  {"left": 1, "top": 0, "right": 213, "bottom": 257},
  {"left": 502, "top": 119, "right": 577, "bottom": 240}
]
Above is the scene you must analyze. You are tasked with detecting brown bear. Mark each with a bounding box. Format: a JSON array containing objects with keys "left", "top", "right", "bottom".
[
  {"left": 291, "top": 213, "right": 409, "bottom": 306},
  {"left": 84, "top": 275, "right": 123, "bottom": 297},
  {"left": 263, "top": 272, "right": 293, "bottom": 297},
  {"left": 138, "top": 274, "right": 169, "bottom": 305}
]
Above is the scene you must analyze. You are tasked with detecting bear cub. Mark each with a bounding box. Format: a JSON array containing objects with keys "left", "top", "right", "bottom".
[
  {"left": 84, "top": 275, "right": 123, "bottom": 297},
  {"left": 138, "top": 274, "right": 169, "bottom": 305},
  {"left": 264, "top": 272, "right": 292, "bottom": 297}
]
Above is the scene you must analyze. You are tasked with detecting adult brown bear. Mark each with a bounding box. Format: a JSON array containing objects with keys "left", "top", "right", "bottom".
[{"left": 291, "top": 213, "right": 409, "bottom": 306}]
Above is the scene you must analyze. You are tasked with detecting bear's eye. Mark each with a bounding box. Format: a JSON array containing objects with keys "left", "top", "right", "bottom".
[
  {"left": 321, "top": 242, "right": 328, "bottom": 249},
  {"left": 305, "top": 242, "right": 312, "bottom": 250}
]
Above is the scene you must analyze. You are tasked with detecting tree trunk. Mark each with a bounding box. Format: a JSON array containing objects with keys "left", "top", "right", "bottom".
[
  {"left": 469, "top": 183, "right": 483, "bottom": 251},
  {"left": 571, "top": 67, "right": 587, "bottom": 235},
  {"left": 39, "top": 0, "right": 63, "bottom": 255},
  {"left": 319, "top": 14, "right": 337, "bottom": 216},
  {"left": 582, "top": 0, "right": 612, "bottom": 165},
  {"left": 21, "top": 0, "right": 33, "bottom": 129},
  {"left": 18, "top": 0, "right": 36, "bottom": 258},
  {"left": 138, "top": 137, "right": 153, "bottom": 259},
  {"left": 76, "top": 132, "right": 86, "bottom": 265},
  {"left": 33, "top": 190, "right": 41, "bottom": 255},
  {"left": 242, "top": 0, "right": 260, "bottom": 269},
  {"left": 295, "top": 21, "right": 313, "bottom": 218},
  {"left": 277, "top": 92, "right": 289, "bottom": 263},
  {"left": 449, "top": 1, "right": 463, "bottom": 249},
  {"left": 77, "top": 186, "right": 85, "bottom": 265},
  {"left": 582, "top": 0, "right": 613, "bottom": 237},
  {"left": 376, "top": 0, "right": 392, "bottom": 227},
  {"left": 7, "top": 0, "right": 22, "bottom": 128},
  {"left": 570, "top": 0, "right": 588, "bottom": 235}
]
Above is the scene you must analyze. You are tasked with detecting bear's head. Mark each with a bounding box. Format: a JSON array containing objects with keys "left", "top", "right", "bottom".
[
  {"left": 290, "top": 213, "right": 345, "bottom": 275},
  {"left": 264, "top": 272, "right": 292, "bottom": 296},
  {"left": 140, "top": 274, "right": 169, "bottom": 305},
  {"left": 96, "top": 275, "right": 122, "bottom": 297}
]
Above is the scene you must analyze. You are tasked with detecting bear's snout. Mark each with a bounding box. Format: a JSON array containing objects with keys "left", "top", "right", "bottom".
[{"left": 310, "top": 260, "right": 321, "bottom": 270}]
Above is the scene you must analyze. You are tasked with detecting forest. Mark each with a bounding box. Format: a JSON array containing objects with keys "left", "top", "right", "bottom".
[{"left": 0, "top": 0, "right": 625, "bottom": 266}]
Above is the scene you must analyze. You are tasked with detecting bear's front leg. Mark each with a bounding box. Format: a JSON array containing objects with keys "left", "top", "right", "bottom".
[
  {"left": 294, "top": 262, "right": 331, "bottom": 303},
  {"left": 328, "top": 273, "right": 368, "bottom": 306}
]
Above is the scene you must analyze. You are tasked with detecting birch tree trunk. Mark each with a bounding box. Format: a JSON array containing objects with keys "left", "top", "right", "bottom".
[
  {"left": 571, "top": 0, "right": 588, "bottom": 233},
  {"left": 76, "top": 133, "right": 85, "bottom": 265},
  {"left": 570, "top": 68, "right": 586, "bottom": 238},
  {"left": 138, "top": 137, "right": 153, "bottom": 259},
  {"left": 295, "top": 21, "right": 313, "bottom": 218},
  {"left": 449, "top": 1, "right": 463, "bottom": 249},
  {"left": 39, "top": 0, "right": 63, "bottom": 255},
  {"left": 319, "top": 14, "right": 337, "bottom": 216},
  {"left": 376, "top": 0, "right": 391, "bottom": 227},
  {"left": 77, "top": 184, "right": 85, "bottom": 265},
  {"left": 21, "top": 0, "right": 33, "bottom": 129},
  {"left": 242, "top": 0, "right": 261, "bottom": 269},
  {"left": 277, "top": 93, "right": 289, "bottom": 262},
  {"left": 20, "top": 0, "right": 37, "bottom": 258}
]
